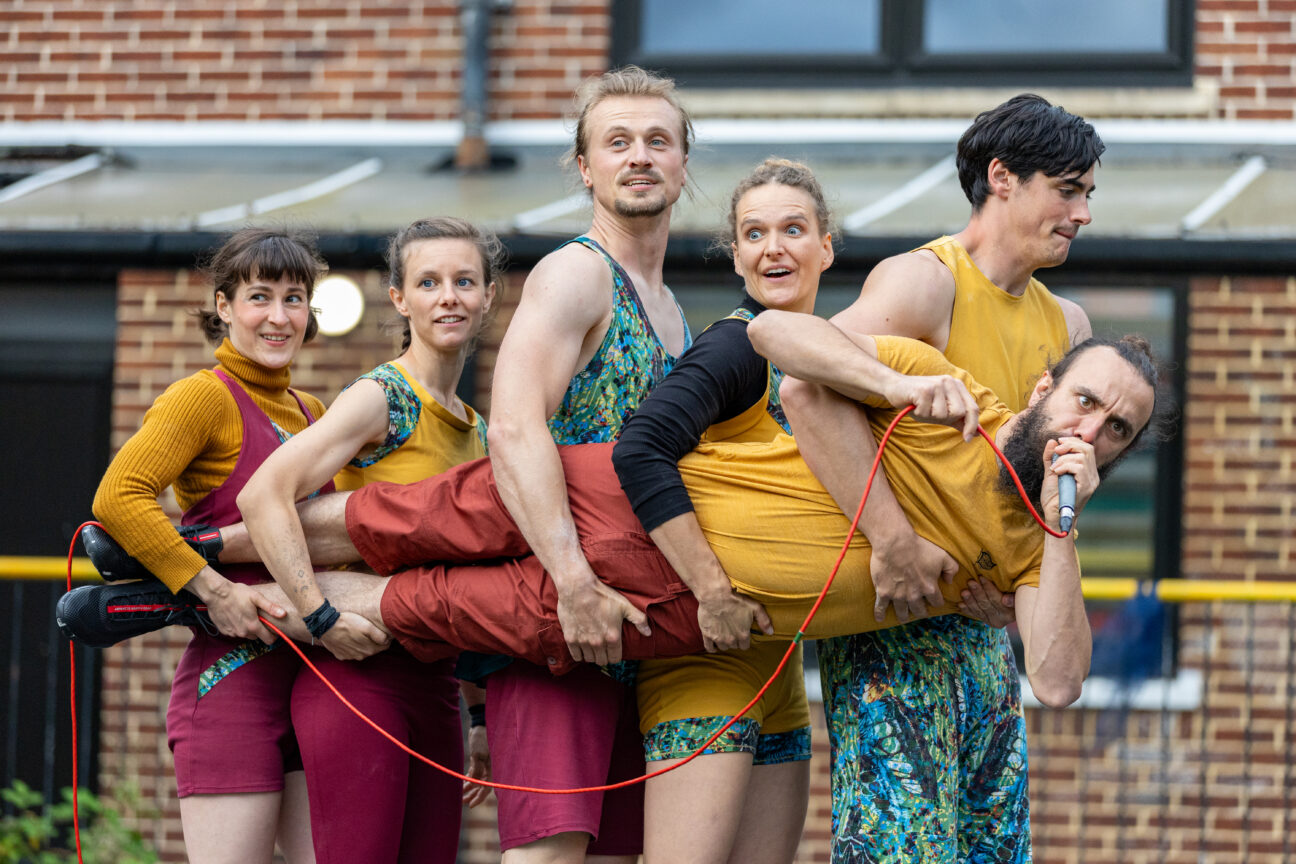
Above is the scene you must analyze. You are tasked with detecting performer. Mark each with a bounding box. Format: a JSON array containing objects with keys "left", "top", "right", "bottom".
[
  {"left": 66, "top": 335, "right": 1161, "bottom": 722},
  {"left": 87, "top": 228, "right": 328, "bottom": 864},
  {"left": 775, "top": 93, "right": 1104, "bottom": 861},
  {"left": 476, "top": 65, "right": 693, "bottom": 863},
  {"left": 610, "top": 158, "right": 831, "bottom": 863},
  {"left": 234, "top": 217, "right": 500, "bottom": 863}
]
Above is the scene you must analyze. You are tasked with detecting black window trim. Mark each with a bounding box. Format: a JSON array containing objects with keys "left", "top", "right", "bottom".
[{"left": 612, "top": 0, "right": 1196, "bottom": 89}]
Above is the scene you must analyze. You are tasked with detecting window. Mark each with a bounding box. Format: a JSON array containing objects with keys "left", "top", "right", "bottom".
[
  {"left": 0, "top": 280, "right": 115, "bottom": 799},
  {"left": 614, "top": 0, "right": 1195, "bottom": 88},
  {"left": 1043, "top": 280, "right": 1186, "bottom": 681}
]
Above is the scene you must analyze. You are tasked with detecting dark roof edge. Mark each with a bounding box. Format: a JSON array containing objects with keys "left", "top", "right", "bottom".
[{"left": 2, "top": 231, "right": 1295, "bottom": 279}]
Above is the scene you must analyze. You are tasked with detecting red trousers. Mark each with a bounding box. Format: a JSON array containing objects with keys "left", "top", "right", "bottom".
[{"left": 348, "top": 443, "right": 705, "bottom": 673}]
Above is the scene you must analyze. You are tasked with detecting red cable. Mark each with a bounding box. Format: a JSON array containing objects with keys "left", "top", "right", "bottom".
[
  {"left": 980, "top": 425, "right": 1070, "bottom": 539},
  {"left": 65, "top": 410, "right": 1071, "bottom": 807},
  {"left": 66, "top": 521, "right": 95, "bottom": 864}
]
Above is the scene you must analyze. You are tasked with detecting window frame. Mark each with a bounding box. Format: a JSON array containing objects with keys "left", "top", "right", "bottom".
[{"left": 612, "top": 0, "right": 1196, "bottom": 89}]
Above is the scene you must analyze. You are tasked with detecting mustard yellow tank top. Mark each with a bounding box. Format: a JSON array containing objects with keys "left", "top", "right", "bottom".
[
  {"left": 333, "top": 362, "right": 487, "bottom": 490},
  {"left": 917, "top": 236, "right": 1070, "bottom": 412}
]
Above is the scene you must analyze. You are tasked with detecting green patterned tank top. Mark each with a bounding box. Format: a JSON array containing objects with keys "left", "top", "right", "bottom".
[{"left": 546, "top": 236, "right": 692, "bottom": 444}]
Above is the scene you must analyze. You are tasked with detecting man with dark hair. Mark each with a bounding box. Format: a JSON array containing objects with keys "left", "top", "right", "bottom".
[
  {"left": 776, "top": 93, "right": 1104, "bottom": 861},
  {"left": 956, "top": 93, "right": 1107, "bottom": 213}
]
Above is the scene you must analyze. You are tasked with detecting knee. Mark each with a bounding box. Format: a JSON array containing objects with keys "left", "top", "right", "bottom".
[{"left": 778, "top": 375, "right": 830, "bottom": 423}]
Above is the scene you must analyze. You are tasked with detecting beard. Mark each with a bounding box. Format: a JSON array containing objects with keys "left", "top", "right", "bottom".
[
  {"left": 998, "top": 400, "right": 1051, "bottom": 512},
  {"left": 613, "top": 193, "right": 669, "bottom": 218},
  {"left": 997, "top": 399, "right": 1128, "bottom": 511}
]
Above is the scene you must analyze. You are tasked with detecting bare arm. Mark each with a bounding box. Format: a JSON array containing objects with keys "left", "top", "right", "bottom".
[
  {"left": 1057, "top": 295, "right": 1093, "bottom": 349},
  {"left": 460, "top": 681, "right": 492, "bottom": 808},
  {"left": 487, "top": 247, "right": 649, "bottom": 666},
  {"left": 1012, "top": 436, "right": 1100, "bottom": 707},
  {"left": 236, "top": 380, "right": 391, "bottom": 660},
  {"left": 752, "top": 254, "right": 973, "bottom": 621},
  {"left": 647, "top": 515, "right": 773, "bottom": 652}
]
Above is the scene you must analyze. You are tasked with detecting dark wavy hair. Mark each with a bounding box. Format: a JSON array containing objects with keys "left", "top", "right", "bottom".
[
  {"left": 195, "top": 227, "right": 325, "bottom": 345},
  {"left": 958, "top": 94, "right": 1105, "bottom": 211}
]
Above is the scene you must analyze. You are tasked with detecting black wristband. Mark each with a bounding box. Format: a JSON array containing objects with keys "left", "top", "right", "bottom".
[
  {"left": 303, "top": 599, "right": 341, "bottom": 639},
  {"left": 467, "top": 703, "right": 486, "bottom": 728}
]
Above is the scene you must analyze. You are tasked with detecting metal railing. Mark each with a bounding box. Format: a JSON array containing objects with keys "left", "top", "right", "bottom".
[
  {"left": 1030, "top": 579, "right": 1296, "bottom": 864},
  {"left": 1, "top": 559, "right": 99, "bottom": 816}
]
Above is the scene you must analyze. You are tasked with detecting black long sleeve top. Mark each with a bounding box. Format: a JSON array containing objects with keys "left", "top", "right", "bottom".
[{"left": 612, "top": 293, "right": 774, "bottom": 532}]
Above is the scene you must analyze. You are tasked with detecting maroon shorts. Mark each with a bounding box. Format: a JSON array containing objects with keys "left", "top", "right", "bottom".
[
  {"left": 349, "top": 444, "right": 706, "bottom": 671},
  {"left": 167, "top": 631, "right": 304, "bottom": 797},
  {"left": 294, "top": 649, "right": 464, "bottom": 863},
  {"left": 489, "top": 662, "right": 645, "bottom": 853}
]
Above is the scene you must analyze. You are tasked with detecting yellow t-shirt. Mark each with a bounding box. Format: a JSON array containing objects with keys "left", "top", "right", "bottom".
[
  {"left": 919, "top": 235, "right": 1070, "bottom": 412},
  {"left": 678, "top": 336, "right": 1046, "bottom": 640}
]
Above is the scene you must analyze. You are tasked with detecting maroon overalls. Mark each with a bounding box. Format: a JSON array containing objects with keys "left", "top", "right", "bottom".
[{"left": 166, "top": 369, "right": 328, "bottom": 796}]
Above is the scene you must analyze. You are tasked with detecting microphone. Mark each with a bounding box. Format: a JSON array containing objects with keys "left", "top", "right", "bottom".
[{"left": 1053, "top": 453, "right": 1076, "bottom": 534}]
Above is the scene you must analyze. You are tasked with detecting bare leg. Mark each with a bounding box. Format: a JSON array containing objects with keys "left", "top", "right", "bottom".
[
  {"left": 217, "top": 491, "right": 361, "bottom": 566},
  {"left": 726, "top": 761, "right": 809, "bottom": 864},
  {"left": 500, "top": 833, "right": 592, "bottom": 864},
  {"left": 179, "top": 791, "right": 281, "bottom": 864},
  {"left": 643, "top": 752, "right": 754, "bottom": 864},
  {"left": 275, "top": 771, "right": 316, "bottom": 863}
]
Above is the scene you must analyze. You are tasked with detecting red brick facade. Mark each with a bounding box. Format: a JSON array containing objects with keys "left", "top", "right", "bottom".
[
  {"left": 5, "top": 1, "right": 1296, "bottom": 121},
  {"left": 1198, "top": 0, "right": 1296, "bottom": 118},
  {"left": 1, "top": 0, "right": 610, "bottom": 123}
]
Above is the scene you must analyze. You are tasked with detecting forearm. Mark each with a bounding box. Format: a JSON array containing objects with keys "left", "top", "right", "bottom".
[
  {"left": 647, "top": 513, "right": 737, "bottom": 604},
  {"left": 239, "top": 494, "right": 326, "bottom": 616},
  {"left": 748, "top": 310, "right": 900, "bottom": 405},
  {"left": 1021, "top": 537, "right": 1091, "bottom": 707},
  {"left": 490, "top": 429, "right": 595, "bottom": 592},
  {"left": 780, "top": 377, "right": 912, "bottom": 545}
]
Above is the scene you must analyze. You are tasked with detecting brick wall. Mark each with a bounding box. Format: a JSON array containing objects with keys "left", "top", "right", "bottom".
[
  {"left": 1197, "top": 0, "right": 1296, "bottom": 119},
  {"left": 1182, "top": 276, "right": 1294, "bottom": 581},
  {"left": 1019, "top": 273, "right": 1296, "bottom": 864},
  {"left": 4, "top": 1, "right": 1296, "bottom": 122},
  {"left": 1, "top": 0, "right": 609, "bottom": 123}
]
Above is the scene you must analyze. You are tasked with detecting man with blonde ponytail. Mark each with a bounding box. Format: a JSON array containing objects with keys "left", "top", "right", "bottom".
[{"left": 481, "top": 65, "right": 694, "bottom": 863}]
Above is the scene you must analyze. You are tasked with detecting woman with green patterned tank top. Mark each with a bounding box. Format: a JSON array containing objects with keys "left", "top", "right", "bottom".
[{"left": 233, "top": 217, "right": 500, "bottom": 863}]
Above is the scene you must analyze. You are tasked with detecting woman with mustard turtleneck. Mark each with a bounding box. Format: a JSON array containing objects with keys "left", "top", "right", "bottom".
[{"left": 91, "top": 228, "right": 345, "bottom": 864}]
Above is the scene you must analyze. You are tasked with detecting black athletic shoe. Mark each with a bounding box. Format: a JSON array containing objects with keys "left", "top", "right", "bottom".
[
  {"left": 81, "top": 523, "right": 223, "bottom": 582},
  {"left": 56, "top": 582, "right": 213, "bottom": 648}
]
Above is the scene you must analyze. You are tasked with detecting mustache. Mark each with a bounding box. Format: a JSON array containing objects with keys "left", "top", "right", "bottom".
[{"left": 618, "top": 170, "right": 664, "bottom": 185}]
